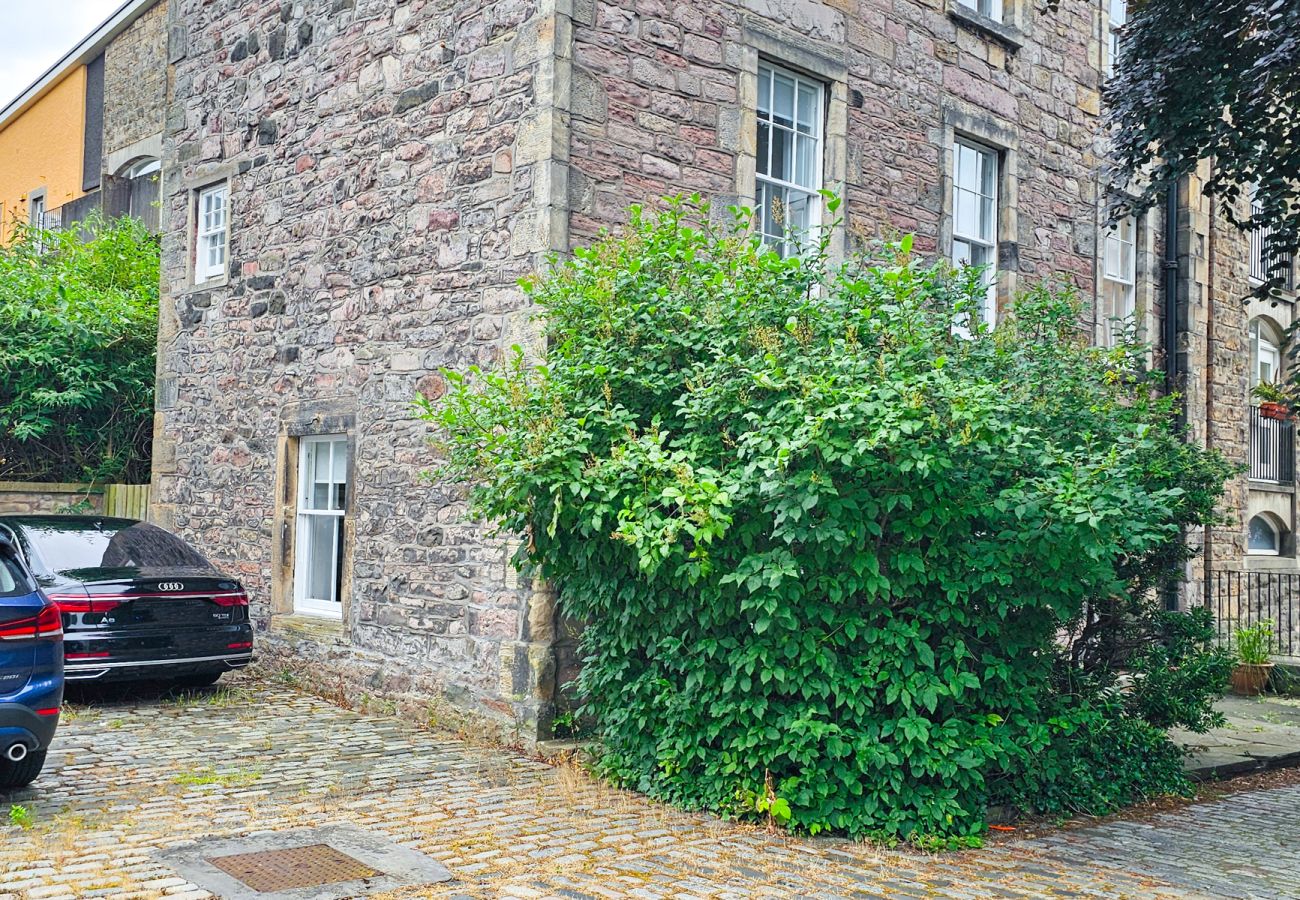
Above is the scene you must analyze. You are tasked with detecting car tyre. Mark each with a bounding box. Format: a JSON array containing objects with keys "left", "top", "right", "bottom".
[
  {"left": 0, "top": 750, "right": 47, "bottom": 792},
  {"left": 175, "top": 671, "right": 223, "bottom": 689}
]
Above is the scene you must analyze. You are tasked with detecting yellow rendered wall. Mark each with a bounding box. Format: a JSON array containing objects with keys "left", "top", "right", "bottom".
[{"left": 0, "top": 67, "right": 88, "bottom": 242}]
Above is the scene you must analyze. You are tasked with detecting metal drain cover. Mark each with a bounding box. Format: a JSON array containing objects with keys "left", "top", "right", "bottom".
[
  {"left": 156, "top": 825, "right": 453, "bottom": 900},
  {"left": 208, "top": 843, "right": 380, "bottom": 892}
]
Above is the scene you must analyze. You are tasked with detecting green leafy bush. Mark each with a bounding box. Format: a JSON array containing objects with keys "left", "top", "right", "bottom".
[
  {"left": 427, "top": 198, "right": 1234, "bottom": 841},
  {"left": 0, "top": 215, "right": 159, "bottom": 483},
  {"left": 1001, "top": 703, "right": 1190, "bottom": 818}
]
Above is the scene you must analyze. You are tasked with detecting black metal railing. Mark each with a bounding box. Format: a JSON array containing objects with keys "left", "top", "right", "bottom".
[
  {"left": 1209, "top": 570, "right": 1300, "bottom": 657},
  {"left": 1249, "top": 200, "right": 1296, "bottom": 289},
  {"left": 1249, "top": 406, "right": 1295, "bottom": 484}
]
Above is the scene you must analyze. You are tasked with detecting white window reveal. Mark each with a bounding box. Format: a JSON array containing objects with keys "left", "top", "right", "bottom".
[
  {"left": 952, "top": 139, "right": 999, "bottom": 328},
  {"left": 958, "top": 0, "right": 1004, "bottom": 21},
  {"left": 294, "top": 436, "right": 349, "bottom": 618},
  {"left": 28, "top": 194, "right": 45, "bottom": 229},
  {"left": 1250, "top": 319, "right": 1282, "bottom": 387},
  {"left": 1102, "top": 215, "right": 1137, "bottom": 344},
  {"left": 1248, "top": 515, "right": 1281, "bottom": 556},
  {"left": 195, "top": 183, "right": 228, "bottom": 283},
  {"left": 1108, "top": 0, "right": 1128, "bottom": 77},
  {"left": 755, "top": 62, "right": 825, "bottom": 257},
  {"left": 126, "top": 158, "right": 162, "bottom": 232}
]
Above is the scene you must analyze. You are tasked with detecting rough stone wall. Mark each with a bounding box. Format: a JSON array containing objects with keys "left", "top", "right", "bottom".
[
  {"left": 1181, "top": 170, "right": 1300, "bottom": 619},
  {"left": 0, "top": 483, "right": 106, "bottom": 516},
  {"left": 154, "top": 0, "right": 567, "bottom": 738},
  {"left": 567, "top": 0, "right": 1105, "bottom": 297},
  {"left": 1204, "top": 196, "right": 1253, "bottom": 576},
  {"left": 103, "top": 1, "right": 168, "bottom": 161}
]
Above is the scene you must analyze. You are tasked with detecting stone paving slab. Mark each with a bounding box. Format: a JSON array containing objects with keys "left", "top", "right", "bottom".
[
  {"left": 0, "top": 680, "right": 1297, "bottom": 899},
  {"left": 1176, "top": 695, "right": 1300, "bottom": 780}
]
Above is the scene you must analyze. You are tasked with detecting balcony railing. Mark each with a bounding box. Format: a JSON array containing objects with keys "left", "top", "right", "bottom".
[
  {"left": 1249, "top": 405, "right": 1295, "bottom": 484},
  {"left": 1249, "top": 199, "right": 1296, "bottom": 289},
  {"left": 1210, "top": 570, "right": 1300, "bottom": 657}
]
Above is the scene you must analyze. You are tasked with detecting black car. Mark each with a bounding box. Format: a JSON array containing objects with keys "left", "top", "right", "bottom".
[{"left": 0, "top": 516, "right": 253, "bottom": 687}]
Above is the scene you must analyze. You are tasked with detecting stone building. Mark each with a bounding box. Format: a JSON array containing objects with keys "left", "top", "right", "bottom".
[
  {"left": 1177, "top": 169, "right": 1300, "bottom": 652},
  {"left": 153, "top": 0, "right": 1300, "bottom": 740},
  {"left": 0, "top": 0, "right": 167, "bottom": 239}
]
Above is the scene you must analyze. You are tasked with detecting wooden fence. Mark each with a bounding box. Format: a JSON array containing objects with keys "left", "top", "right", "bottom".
[{"left": 103, "top": 483, "right": 151, "bottom": 520}]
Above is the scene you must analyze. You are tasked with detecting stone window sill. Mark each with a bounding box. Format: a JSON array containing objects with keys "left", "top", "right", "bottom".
[
  {"left": 1248, "top": 278, "right": 1297, "bottom": 304},
  {"left": 1247, "top": 479, "right": 1296, "bottom": 495},
  {"left": 948, "top": 4, "right": 1024, "bottom": 51},
  {"left": 270, "top": 613, "right": 347, "bottom": 644},
  {"left": 175, "top": 273, "right": 230, "bottom": 299},
  {"left": 1243, "top": 555, "right": 1300, "bottom": 572}
]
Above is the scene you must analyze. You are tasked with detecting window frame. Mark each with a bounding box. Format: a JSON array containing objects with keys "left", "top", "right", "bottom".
[
  {"left": 1101, "top": 214, "right": 1137, "bottom": 345},
  {"left": 754, "top": 60, "right": 827, "bottom": 258},
  {"left": 958, "top": 0, "right": 1004, "bottom": 21},
  {"left": 1250, "top": 318, "right": 1283, "bottom": 388},
  {"left": 126, "top": 158, "right": 161, "bottom": 179},
  {"left": 28, "top": 193, "right": 46, "bottom": 229},
  {"left": 1247, "top": 514, "right": 1281, "bottom": 556},
  {"left": 193, "top": 182, "right": 229, "bottom": 285},
  {"left": 124, "top": 158, "right": 161, "bottom": 232},
  {"left": 293, "top": 435, "right": 349, "bottom": 619},
  {"left": 1106, "top": 0, "right": 1127, "bottom": 78},
  {"left": 952, "top": 138, "right": 1000, "bottom": 330}
]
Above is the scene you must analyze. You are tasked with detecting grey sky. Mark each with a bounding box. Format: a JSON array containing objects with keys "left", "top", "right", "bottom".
[{"left": 0, "top": 0, "right": 125, "bottom": 110}]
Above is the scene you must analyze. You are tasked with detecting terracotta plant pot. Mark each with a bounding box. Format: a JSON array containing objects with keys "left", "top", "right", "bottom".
[
  {"left": 1259, "top": 402, "right": 1291, "bottom": 421},
  {"left": 1231, "top": 662, "right": 1274, "bottom": 696}
]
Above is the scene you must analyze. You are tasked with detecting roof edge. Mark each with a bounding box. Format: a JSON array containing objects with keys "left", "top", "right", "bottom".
[{"left": 0, "top": 0, "right": 160, "bottom": 130}]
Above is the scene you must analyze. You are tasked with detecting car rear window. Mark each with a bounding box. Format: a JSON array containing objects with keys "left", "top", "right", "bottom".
[
  {"left": 24, "top": 522, "right": 210, "bottom": 572},
  {"left": 0, "top": 552, "right": 34, "bottom": 597}
]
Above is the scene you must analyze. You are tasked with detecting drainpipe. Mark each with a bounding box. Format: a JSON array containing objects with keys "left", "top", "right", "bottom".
[
  {"left": 1163, "top": 181, "right": 1180, "bottom": 400},
  {"left": 1203, "top": 194, "right": 1217, "bottom": 610},
  {"left": 1163, "top": 180, "right": 1183, "bottom": 611}
]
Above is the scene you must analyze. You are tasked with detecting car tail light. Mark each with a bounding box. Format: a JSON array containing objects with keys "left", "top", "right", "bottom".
[
  {"left": 0, "top": 604, "right": 63, "bottom": 641},
  {"left": 212, "top": 590, "right": 250, "bottom": 607},
  {"left": 35, "top": 605, "right": 62, "bottom": 639},
  {"left": 228, "top": 641, "right": 253, "bottom": 650},
  {"left": 0, "top": 617, "right": 37, "bottom": 641},
  {"left": 47, "top": 595, "right": 122, "bottom": 615}
]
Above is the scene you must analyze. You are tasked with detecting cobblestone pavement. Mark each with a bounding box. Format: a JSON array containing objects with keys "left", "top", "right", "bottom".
[{"left": 1, "top": 679, "right": 1297, "bottom": 900}]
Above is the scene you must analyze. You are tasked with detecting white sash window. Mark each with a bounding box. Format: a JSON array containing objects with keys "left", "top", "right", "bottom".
[
  {"left": 295, "top": 436, "right": 349, "bottom": 618},
  {"left": 755, "top": 62, "right": 825, "bottom": 258}
]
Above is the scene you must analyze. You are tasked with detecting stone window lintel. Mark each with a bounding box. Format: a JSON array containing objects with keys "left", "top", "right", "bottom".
[{"left": 741, "top": 19, "right": 848, "bottom": 84}]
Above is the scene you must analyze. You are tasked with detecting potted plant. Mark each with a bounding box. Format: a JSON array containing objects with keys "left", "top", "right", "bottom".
[
  {"left": 1251, "top": 382, "right": 1293, "bottom": 421},
  {"left": 1230, "top": 620, "right": 1275, "bottom": 696}
]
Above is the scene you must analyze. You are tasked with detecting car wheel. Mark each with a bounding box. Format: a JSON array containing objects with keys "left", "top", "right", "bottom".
[
  {"left": 175, "top": 671, "right": 223, "bottom": 689},
  {"left": 0, "top": 750, "right": 47, "bottom": 792}
]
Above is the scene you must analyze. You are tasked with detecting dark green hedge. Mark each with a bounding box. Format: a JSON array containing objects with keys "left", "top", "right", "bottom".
[{"left": 0, "top": 215, "right": 159, "bottom": 484}]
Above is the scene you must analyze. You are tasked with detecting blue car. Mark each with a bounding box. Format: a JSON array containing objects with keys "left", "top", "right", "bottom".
[{"left": 0, "top": 530, "right": 63, "bottom": 791}]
